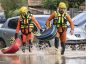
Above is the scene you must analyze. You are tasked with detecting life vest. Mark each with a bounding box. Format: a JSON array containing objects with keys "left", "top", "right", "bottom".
[
  {"left": 20, "top": 14, "right": 34, "bottom": 35},
  {"left": 53, "top": 11, "right": 68, "bottom": 28}
]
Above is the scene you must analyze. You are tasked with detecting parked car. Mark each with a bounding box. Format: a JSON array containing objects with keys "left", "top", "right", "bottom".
[
  {"left": 73, "top": 11, "right": 86, "bottom": 32},
  {"left": 66, "top": 11, "right": 86, "bottom": 45},
  {"left": 0, "top": 15, "right": 50, "bottom": 48},
  {"left": 0, "top": 12, "right": 6, "bottom": 23},
  {"left": 66, "top": 27, "right": 86, "bottom": 45},
  {"left": 0, "top": 15, "right": 86, "bottom": 48}
]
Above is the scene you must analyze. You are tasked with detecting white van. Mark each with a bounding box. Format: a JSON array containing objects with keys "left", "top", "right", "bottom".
[{"left": 66, "top": 11, "right": 86, "bottom": 45}]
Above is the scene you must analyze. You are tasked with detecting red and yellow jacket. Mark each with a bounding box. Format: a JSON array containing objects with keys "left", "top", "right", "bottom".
[
  {"left": 46, "top": 11, "right": 74, "bottom": 31},
  {"left": 16, "top": 15, "right": 42, "bottom": 34}
]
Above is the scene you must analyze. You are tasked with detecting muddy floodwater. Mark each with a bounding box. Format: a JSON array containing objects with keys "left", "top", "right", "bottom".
[{"left": 0, "top": 47, "right": 86, "bottom": 64}]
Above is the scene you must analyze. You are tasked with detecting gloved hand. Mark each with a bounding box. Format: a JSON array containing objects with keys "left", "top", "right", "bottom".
[
  {"left": 70, "top": 30, "right": 74, "bottom": 35},
  {"left": 40, "top": 29, "right": 43, "bottom": 33},
  {"left": 53, "top": 18, "right": 58, "bottom": 25},
  {"left": 15, "top": 33, "right": 18, "bottom": 39}
]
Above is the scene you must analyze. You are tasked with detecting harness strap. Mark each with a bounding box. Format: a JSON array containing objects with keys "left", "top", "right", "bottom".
[
  {"left": 20, "top": 14, "right": 34, "bottom": 35},
  {"left": 54, "top": 11, "right": 67, "bottom": 28}
]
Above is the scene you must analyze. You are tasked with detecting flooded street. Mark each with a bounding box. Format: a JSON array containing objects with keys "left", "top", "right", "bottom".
[
  {"left": 66, "top": 58, "right": 86, "bottom": 64},
  {"left": 0, "top": 47, "right": 86, "bottom": 64}
]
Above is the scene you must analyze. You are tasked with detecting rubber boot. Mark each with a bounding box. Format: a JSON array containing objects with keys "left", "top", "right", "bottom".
[
  {"left": 28, "top": 40, "right": 32, "bottom": 52},
  {"left": 61, "top": 42, "right": 65, "bottom": 55},
  {"left": 22, "top": 43, "right": 26, "bottom": 53},
  {"left": 54, "top": 37, "right": 59, "bottom": 49},
  {"left": 38, "top": 40, "right": 43, "bottom": 50},
  {"left": 47, "top": 41, "right": 51, "bottom": 47}
]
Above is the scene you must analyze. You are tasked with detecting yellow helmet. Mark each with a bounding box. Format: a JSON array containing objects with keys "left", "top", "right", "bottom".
[
  {"left": 58, "top": 2, "right": 67, "bottom": 9},
  {"left": 19, "top": 6, "right": 28, "bottom": 14}
]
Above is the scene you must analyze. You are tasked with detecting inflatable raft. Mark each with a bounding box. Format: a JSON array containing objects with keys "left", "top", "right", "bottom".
[
  {"left": 1, "top": 38, "right": 22, "bottom": 54},
  {"left": 36, "top": 25, "right": 57, "bottom": 40}
]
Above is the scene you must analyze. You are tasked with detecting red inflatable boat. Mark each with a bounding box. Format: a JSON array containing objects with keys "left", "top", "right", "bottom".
[{"left": 1, "top": 38, "right": 22, "bottom": 54}]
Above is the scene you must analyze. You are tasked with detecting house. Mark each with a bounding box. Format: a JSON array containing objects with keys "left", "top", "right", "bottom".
[{"left": 28, "top": 0, "right": 50, "bottom": 14}]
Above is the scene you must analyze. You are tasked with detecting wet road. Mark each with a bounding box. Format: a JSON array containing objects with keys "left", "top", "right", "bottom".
[{"left": 0, "top": 47, "right": 86, "bottom": 64}]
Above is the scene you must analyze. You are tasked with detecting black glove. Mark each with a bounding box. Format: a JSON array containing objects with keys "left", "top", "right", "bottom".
[
  {"left": 53, "top": 18, "right": 58, "bottom": 25},
  {"left": 15, "top": 33, "right": 18, "bottom": 39}
]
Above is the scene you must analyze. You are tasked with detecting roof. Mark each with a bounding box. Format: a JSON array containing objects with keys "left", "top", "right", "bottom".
[
  {"left": 7, "top": 15, "right": 50, "bottom": 20},
  {"left": 72, "top": 11, "right": 86, "bottom": 26},
  {"left": 6, "top": 15, "right": 50, "bottom": 27}
]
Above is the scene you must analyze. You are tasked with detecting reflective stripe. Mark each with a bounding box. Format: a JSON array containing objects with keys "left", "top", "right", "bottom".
[
  {"left": 57, "top": 25, "right": 60, "bottom": 27},
  {"left": 57, "top": 12, "right": 61, "bottom": 23},
  {"left": 26, "top": 26, "right": 28, "bottom": 28},
  {"left": 60, "top": 13, "right": 64, "bottom": 23},
  {"left": 24, "top": 20, "right": 25, "bottom": 24},
  {"left": 27, "top": 15, "right": 30, "bottom": 18},
  {"left": 54, "top": 11, "right": 67, "bottom": 27},
  {"left": 29, "top": 26, "right": 34, "bottom": 28},
  {"left": 21, "top": 25, "right": 24, "bottom": 28},
  {"left": 27, "top": 19, "right": 28, "bottom": 23},
  {"left": 22, "top": 16, "right": 25, "bottom": 18},
  {"left": 62, "top": 17, "right": 64, "bottom": 23},
  {"left": 27, "top": 15, "right": 31, "bottom": 19},
  {"left": 62, "top": 26, "right": 67, "bottom": 27},
  {"left": 58, "top": 17, "right": 61, "bottom": 23},
  {"left": 58, "top": 12, "right": 60, "bottom": 16},
  {"left": 30, "top": 24, "right": 33, "bottom": 25}
]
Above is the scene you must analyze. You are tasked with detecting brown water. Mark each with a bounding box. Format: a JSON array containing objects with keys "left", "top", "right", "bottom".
[
  {"left": 0, "top": 53, "right": 86, "bottom": 64},
  {"left": 0, "top": 46, "right": 86, "bottom": 64}
]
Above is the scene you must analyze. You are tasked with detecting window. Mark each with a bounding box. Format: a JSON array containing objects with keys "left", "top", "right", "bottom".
[
  {"left": 0, "top": 16, "right": 6, "bottom": 23},
  {"left": 85, "top": 25, "right": 86, "bottom": 28},
  {"left": 36, "top": 16, "right": 53, "bottom": 27},
  {"left": 8, "top": 18, "right": 18, "bottom": 29},
  {"left": 36, "top": 17, "right": 48, "bottom": 26}
]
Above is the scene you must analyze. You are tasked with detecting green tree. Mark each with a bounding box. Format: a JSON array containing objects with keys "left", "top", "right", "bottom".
[
  {"left": 67, "top": 0, "right": 85, "bottom": 8},
  {"left": 0, "top": 0, "right": 28, "bottom": 18},
  {"left": 42, "top": 0, "right": 85, "bottom": 11},
  {"left": 42, "top": 0, "right": 68, "bottom": 11}
]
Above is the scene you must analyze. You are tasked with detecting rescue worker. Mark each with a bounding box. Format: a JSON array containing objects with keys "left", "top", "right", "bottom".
[
  {"left": 46, "top": 2, "right": 74, "bottom": 55},
  {"left": 15, "top": 6, "right": 42, "bottom": 52}
]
